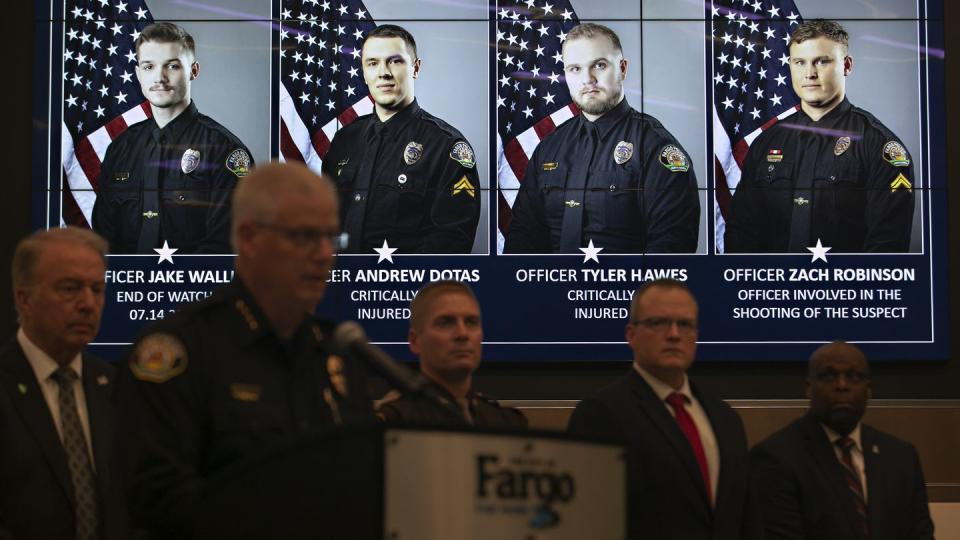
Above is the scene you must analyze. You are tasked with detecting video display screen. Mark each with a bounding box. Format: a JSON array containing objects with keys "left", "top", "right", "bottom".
[{"left": 33, "top": 0, "right": 948, "bottom": 361}]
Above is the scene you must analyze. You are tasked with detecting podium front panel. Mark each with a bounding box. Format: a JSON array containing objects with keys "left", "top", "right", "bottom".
[{"left": 384, "top": 429, "right": 626, "bottom": 539}]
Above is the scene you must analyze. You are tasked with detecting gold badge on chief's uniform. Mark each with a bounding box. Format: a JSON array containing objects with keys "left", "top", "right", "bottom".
[
  {"left": 327, "top": 355, "right": 349, "bottom": 397},
  {"left": 449, "top": 141, "right": 476, "bottom": 169},
  {"left": 181, "top": 148, "right": 200, "bottom": 174},
  {"left": 336, "top": 157, "right": 349, "bottom": 176},
  {"left": 130, "top": 333, "right": 188, "bottom": 383},
  {"left": 883, "top": 141, "right": 910, "bottom": 167},
  {"left": 767, "top": 149, "right": 784, "bottom": 163},
  {"left": 452, "top": 175, "right": 475, "bottom": 198},
  {"left": 613, "top": 141, "right": 634, "bottom": 165},
  {"left": 834, "top": 137, "right": 852, "bottom": 156},
  {"left": 542, "top": 162, "right": 558, "bottom": 171},
  {"left": 230, "top": 383, "right": 262, "bottom": 402},
  {"left": 403, "top": 141, "right": 423, "bottom": 165},
  {"left": 659, "top": 145, "right": 690, "bottom": 172},
  {"left": 226, "top": 148, "right": 251, "bottom": 178}
]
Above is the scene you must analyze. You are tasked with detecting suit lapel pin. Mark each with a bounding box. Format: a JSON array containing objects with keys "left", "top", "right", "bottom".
[
  {"left": 96, "top": 375, "right": 109, "bottom": 386},
  {"left": 872, "top": 445, "right": 879, "bottom": 454},
  {"left": 17, "top": 383, "right": 27, "bottom": 395}
]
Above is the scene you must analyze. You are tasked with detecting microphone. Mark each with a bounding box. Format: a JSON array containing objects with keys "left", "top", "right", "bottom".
[{"left": 333, "top": 321, "right": 429, "bottom": 396}]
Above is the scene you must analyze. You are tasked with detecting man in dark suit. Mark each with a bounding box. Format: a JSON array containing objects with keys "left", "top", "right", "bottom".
[
  {"left": 0, "top": 227, "right": 127, "bottom": 540},
  {"left": 567, "top": 278, "right": 755, "bottom": 539},
  {"left": 751, "top": 341, "right": 934, "bottom": 540}
]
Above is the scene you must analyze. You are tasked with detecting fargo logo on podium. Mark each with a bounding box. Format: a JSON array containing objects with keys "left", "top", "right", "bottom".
[{"left": 475, "top": 453, "right": 576, "bottom": 529}]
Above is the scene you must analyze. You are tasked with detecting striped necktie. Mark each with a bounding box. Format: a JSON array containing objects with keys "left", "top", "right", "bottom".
[{"left": 836, "top": 436, "right": 869, "bottom": 537}]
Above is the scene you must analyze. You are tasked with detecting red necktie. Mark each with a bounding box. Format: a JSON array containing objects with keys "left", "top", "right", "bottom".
[{"left": 666, "top": 392, "right": 712, "bottom": 503}]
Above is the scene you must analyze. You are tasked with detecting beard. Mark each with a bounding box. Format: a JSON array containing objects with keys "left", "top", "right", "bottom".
[{"left": 573, "top": 89, "right": 621, "bottom": 117}]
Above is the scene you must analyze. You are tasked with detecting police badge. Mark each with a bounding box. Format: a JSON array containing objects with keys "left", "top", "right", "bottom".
[
  {"left": 659, "top": 145, "right": 690, "bottom": 172},
  {"left": 225, "top": 149, "right": 251, "bottom": 178},
  {"left": 613, "top": 141, "right": 634, "bottom": 165},
  {"left": 130, "top": 333, "right": 188, "bottom": 384},
  {"left": 181, "top": 149, "right": 200, "bottom": 174},
  {"left": 449, "top": 141, "right": 475, "bottom": 168},
  {"left": 883, "top": 141, "right": 911, "bottom": 167},
  {"left": 403, "top": 141, "right": 423, "bottom": 165},
  {"left": 834, "top": 137, "right": 851, "bottom": 156}
]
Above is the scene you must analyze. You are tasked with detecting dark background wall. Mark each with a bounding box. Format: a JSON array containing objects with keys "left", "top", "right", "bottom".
[{"left": 10, "top": 4, "right": 958, "bottom": 400}]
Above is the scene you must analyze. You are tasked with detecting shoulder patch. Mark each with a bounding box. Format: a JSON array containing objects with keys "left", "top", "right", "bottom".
[
  {"left": 659, "top": 145, "right": 690, "bottom": 172},
  {"left": 882, "top": 141, "right": 910, "bottom": 167},
  {"left": 449, "top": 141, "right": 475, "bottom": 169},
  {"left": 226, "top": 149, "right": 251, "bottom": 178},
  {"left": 130, "top": 333, "right": 188, "bottom": 383}
]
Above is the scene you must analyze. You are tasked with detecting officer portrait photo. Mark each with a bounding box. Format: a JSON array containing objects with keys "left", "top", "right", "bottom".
[
  {"left": 499, "top": 9, "right": 707, "bottom": 254},
  {"left": 723, "top": 11, "right": 923, "bottom": 254},
  {"left": 59, "top": 0, "right": 271, "bottom": 255},
  {"left": 320, "top": 15, "right": 488, "bottom": 254}
]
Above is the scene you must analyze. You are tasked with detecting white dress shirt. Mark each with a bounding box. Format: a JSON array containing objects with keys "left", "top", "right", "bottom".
[
  {"left": 635, "top": 364, "right": 720, "bottom": 506},
  {"left": 822, "top": 422, "right": 868, "bottom": 503},
  {"left": 18, "top": 328, "right": 95, "bottom": 462}
]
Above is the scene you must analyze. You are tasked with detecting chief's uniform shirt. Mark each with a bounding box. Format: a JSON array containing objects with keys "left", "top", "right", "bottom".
[
  {"left": 18, "top": 329, "right": 93, "bottom": 463},
  {"left": 376, "top": 379, "right": 528, "bottom": 429},
  {"left": 634, "top": 365, "right": 720, "bottom": 506},
  {"left": 504, "top": 99, "right": 700, "bottom": 253},
  {"left": 93, "top": 102, "right": 253, "bottom": 254},
  {"left": 822, "top": 423, "right": 868, "bottom": 503},
  {"left": 725, "top": 98, "right": 915, "bottom": 253},
  {"left": 322, "top": 100, "right": 481, "bottom": 253},
  {"left": 117, "top": 279, "right": 372, "bottom": 535}
]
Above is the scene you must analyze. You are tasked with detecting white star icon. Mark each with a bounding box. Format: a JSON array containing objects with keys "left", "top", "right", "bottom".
[
  {"left": 807, "top": 239, "right": 831, "bottom": 263},
  {"left": 154, "top": 241, "right": 178, "bottom": 264},
  {"left": 580, "top": 239, "right": 603, "bottom": 264},
  {"left": 374, "top": 240, "right": 397, "bottom": 264}
]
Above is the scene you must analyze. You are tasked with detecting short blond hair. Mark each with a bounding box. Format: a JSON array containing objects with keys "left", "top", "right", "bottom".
[
  {"left": 563, "top": 23, "right": 623, "bottom": 54},
  {"left": 230, "top": 161, "right": 337, "bottom": 250}
]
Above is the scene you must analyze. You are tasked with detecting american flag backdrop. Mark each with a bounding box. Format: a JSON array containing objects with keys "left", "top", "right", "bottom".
[
  {"left": 60, "top": 0, "right": 155, "bottom": 227},
  {"left": 495, "top": 0, "right": 580, "bottom": 253},
  {"left": 279, "top": 0, "right": 377, "bottom": 173},
  {"left": 712, "top": 0, "right": 803, "bottom": 252}
]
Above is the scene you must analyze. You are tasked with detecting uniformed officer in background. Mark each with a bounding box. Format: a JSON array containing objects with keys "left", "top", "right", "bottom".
[
  {"left": 93, "top": 22, "right": 253, "bottom": 254},
  {"left": 118, "top": 162, "right": 371, "bottom": 536},
  {"left": 322, "top": 24, "right": 481, "bottom": 254},
  {"left": 724, "top": 20, "right": 914, "bottom": 253},
  {"left": 504, "top": 23, "right": 700, "bottom": 254},
  {"left": 377, "top": 281, "right": 527, "bottom": 428}
]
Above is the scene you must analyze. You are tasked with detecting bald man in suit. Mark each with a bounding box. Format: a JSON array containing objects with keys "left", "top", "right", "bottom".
[
  {"left": 0, "top": 228, "right": 127, "bottom": 540},
  {"left": 751, "top": 341, "right": 933, "bottom": 540}
]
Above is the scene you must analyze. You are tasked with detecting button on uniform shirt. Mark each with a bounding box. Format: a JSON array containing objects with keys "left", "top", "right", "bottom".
[
  {"left": 93, "top": 102, "right": 253, "bottom": 254},
  {"left": 725, "top": 98, "right": 915, "bottom": 253},
  {"left": 634, "top": 364, "right": 719, "bottom": 505},
  {"left": 822, "top": 423, "right": 868, "bottom": 503},
  {"left": 322, "top": 100, "right": 481, "bottom": 254},
  {"left": 18, "top": 328, "right": 94, "bottom": 464},
  {"left": 118, "top": 279, "right": 373, "bottom": 536},
  {"left": 504, "top": 99, "right": 700, "bottom": 254}
]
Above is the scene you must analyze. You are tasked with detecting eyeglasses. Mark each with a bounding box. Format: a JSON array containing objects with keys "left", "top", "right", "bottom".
[
  {"left": 810, "top": 370, "right": 870, "bottom": 384},
  {"left": 631, "top": 317, "right": 698, "bottom": 334},
  {"left": 253, "top": 222, "right": 349, "bottom": 253}
]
